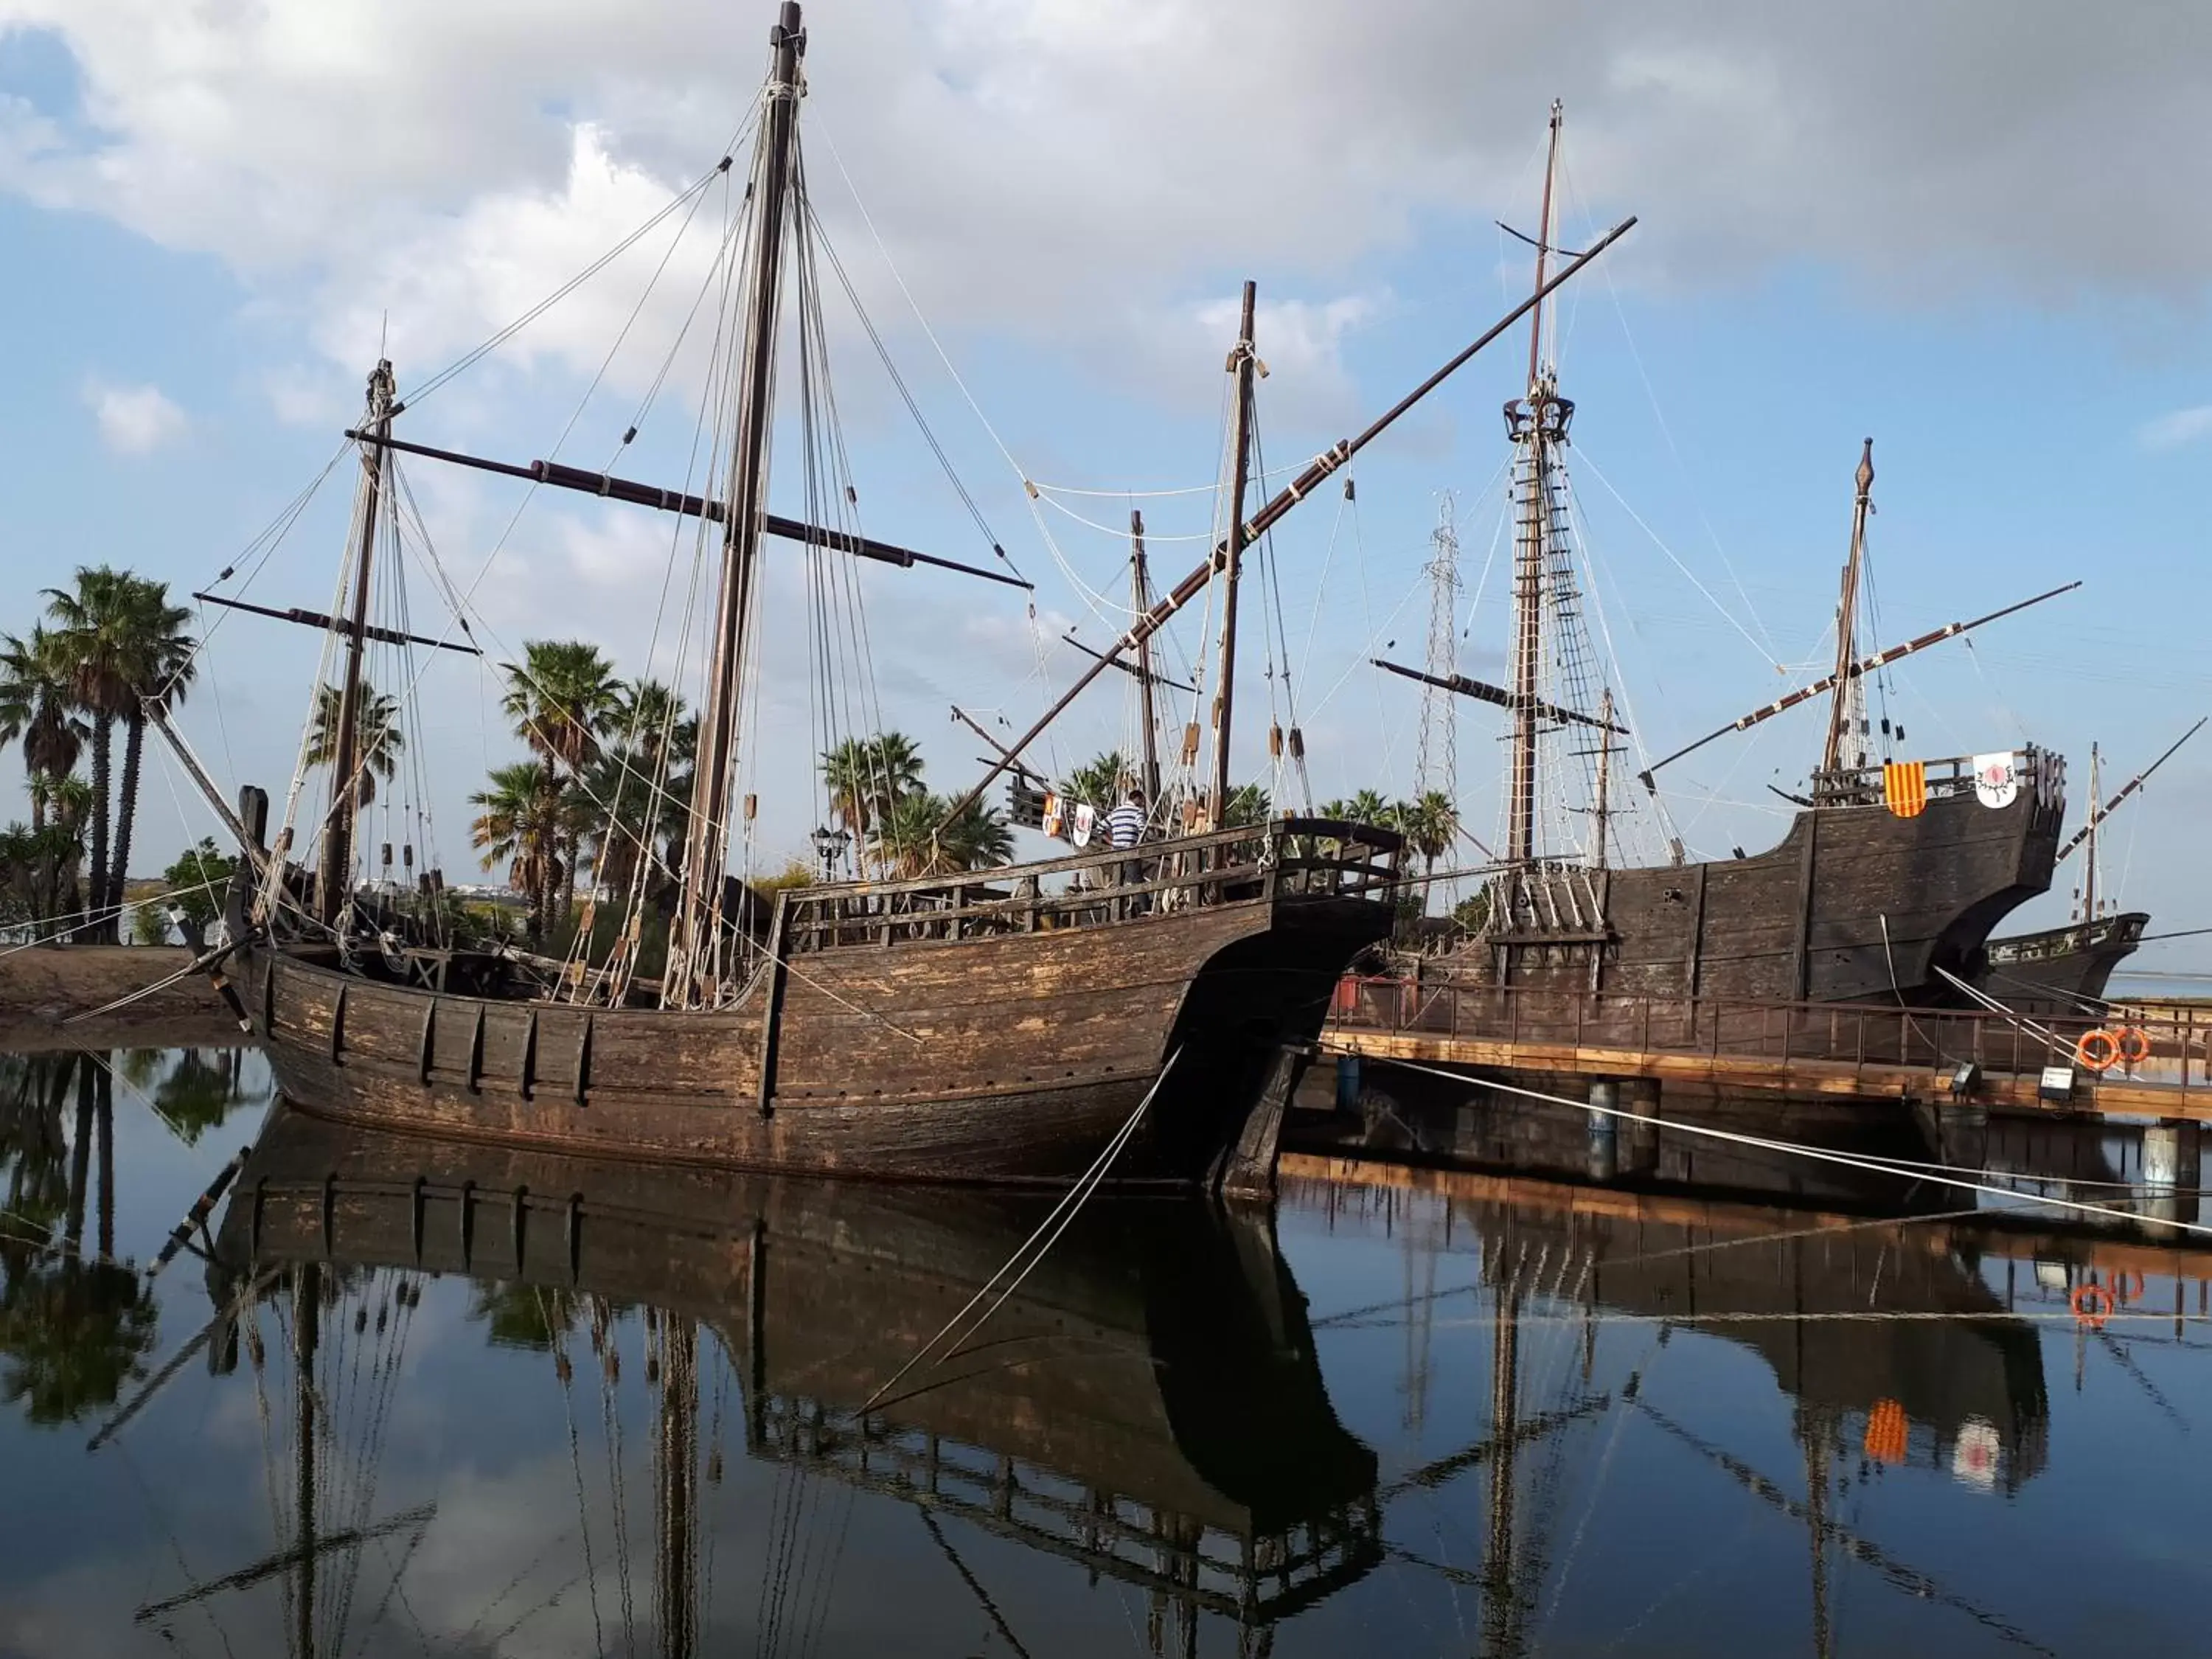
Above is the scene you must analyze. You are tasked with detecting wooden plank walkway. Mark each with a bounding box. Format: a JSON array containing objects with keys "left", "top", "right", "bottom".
[{"left": 1324, "top": 975, "right": 2212, "bottom": 1124}]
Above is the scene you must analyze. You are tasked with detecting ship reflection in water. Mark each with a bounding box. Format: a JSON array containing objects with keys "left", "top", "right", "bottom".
[{"left": 6, "top": 1053, "right": 2212, "bottom": 1655}]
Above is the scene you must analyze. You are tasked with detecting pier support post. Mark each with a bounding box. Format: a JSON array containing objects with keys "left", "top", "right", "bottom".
[
  {"left": 1587, "top": 1079, "right": 1620, "bottom": 1182},
  {"left": 2143, "top": 1120, "right": 2202, "bottom": 1231}
]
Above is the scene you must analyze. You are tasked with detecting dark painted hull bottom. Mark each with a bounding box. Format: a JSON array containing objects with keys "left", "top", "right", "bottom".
[{"left": 244, "top": 891, "right": 1387, "bottom": 1188}]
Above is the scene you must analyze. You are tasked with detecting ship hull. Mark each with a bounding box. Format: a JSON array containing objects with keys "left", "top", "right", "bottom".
[
  {"left": 240, "top": 882, "right": 1388, "bottom": 1188},
  {"left": 1978, "top": 912, "right": 2148, "bottom": 1017},
  {"left": 1439, "top": 782, "right": 2062, "bottom": 1009}
]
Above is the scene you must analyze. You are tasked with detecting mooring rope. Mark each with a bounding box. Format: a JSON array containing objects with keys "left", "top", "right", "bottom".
[
  {"left": 1333, "top": 1049, "right": 2212, "bottom": 1240},
  {"left": 857, "top": 1046, "right": 1183, "bottom": 1416}
]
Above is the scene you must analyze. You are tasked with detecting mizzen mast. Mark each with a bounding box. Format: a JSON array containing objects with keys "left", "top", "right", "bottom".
[
  {"left": 667, "top": 1, "right": 806, "bottom": 1008},
  {"left": 1130, "top": 512, "right": 1163, "bottom": 804},
  {"left": 1502, "top": 100, "right": 1570, "bottom": 868},
  {"left": 1820, "top": 439, "right": 1876, "bottom": 778}
]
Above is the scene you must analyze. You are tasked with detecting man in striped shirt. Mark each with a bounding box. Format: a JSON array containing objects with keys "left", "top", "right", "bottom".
[
  {"left": 1105, "top": 789, "right": 1147, "bottom": 851},
  {"left": 1105, "top": 788, "right": 1149, "bottom": 916}
]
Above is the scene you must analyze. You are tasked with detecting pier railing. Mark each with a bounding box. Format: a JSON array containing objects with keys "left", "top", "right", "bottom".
[
  {"left": 1328, "top": 975, "right": 2212, "bottom": 1101},
  {"left": 785, "top": 817, "right": 1403, "bottom": 952}
]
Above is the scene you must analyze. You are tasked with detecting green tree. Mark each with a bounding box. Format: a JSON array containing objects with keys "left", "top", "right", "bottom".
[
  {"left": 585, "top": 681, "right": 692, "bottom": 900},
  {"left": 1222, "top": 783, "right": 1272, "bottom": 830},
  {"left": 0, "top": 823, "right": 84, "bottom": 929},
  {"left": 152, "top": 1049, "right": 241, "bottom": 1144},
  {"left": 872, "top": 790, "right": 1014, "bottom": 877},
  {"left": 467, "top": 1282, "right": 574, "bottom": 1351},
  {"left": 501, "top": 641, "right": 622, "bottom": 931},
  {"left": 43, "top": 570, "right": 194, "bottom": 942},
  {"left": 1397, "top": 790, "right": 1459, "bottom": 885},
  {"left": 1058, "top": 750, "right": 1133, "bottom": 811},
  {"left": 156, "top": 838, "right": 238, "bottom": 952},
  {"left": 0, "top": 629, "right": 86, "bottom": 833},
  {"left": 0, "top": 1260, "right": 159, "bottom": 1426},
  {"left": 470, "top": 762, "right": 566, "bottom": 943},
  {"left": 304, "top": 681, "right": 406, "bottom": 811},
  {"left": 821, "top": 731, "right": 925, "bottom": 837}
]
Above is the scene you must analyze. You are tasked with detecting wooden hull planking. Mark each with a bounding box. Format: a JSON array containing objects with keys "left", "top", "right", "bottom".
[{"left": 244, "top": 887, "right": 1387, "bottom": 1186}]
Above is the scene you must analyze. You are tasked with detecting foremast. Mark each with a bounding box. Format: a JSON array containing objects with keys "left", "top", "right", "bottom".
[{"left": 665, "top": 2, "right": 807, "bottom": 1009}]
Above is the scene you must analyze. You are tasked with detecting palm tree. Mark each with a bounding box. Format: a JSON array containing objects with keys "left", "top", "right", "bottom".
[
  {"left": 821, "top": 731, "right": 926, "bottom": 836},
  {"left": 101, "top": 579, "right": 194, "bottom": 937},
  {"left": 1338, "top": 789, "right": 1392, "bottom": 827},
  {"left": 303, "top": 681, "right": 406, "bottom": 812},
  {"left": 501, "top": 641, "right": 621, "bottom": 931},
  {"left": 470, "top": 762, "right": 566, "bottom": 942},
  {"left": 871, "top": 790, "right": 1013, "bottom": 878},
  {"left": 1058, "top": 750, "right": 1133, "bottom": 810},
  {"left": 1222, "top": 783, "right": 1272, "bottom": 829},
  {"left": 41, "top": 568, "right": 140, "bottom": 938},
  {"left": 0, "top": 629, "right": 86, "bottom": 832},
  {"left": 1397, "top": 789, "right": 1459, "bottom": 887},
  {"left": 586, "top": 681, "right": 691, "bottom": 900}
]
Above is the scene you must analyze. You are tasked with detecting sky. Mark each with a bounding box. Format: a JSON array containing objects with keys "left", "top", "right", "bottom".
[{"left": 1, "top": 0, "right": 2209, "bottom": 956}]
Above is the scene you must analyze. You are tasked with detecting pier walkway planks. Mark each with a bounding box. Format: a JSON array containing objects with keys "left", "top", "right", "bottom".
[{"left": 1326, "top": 976, "right": 2212, "bottom": 1124}]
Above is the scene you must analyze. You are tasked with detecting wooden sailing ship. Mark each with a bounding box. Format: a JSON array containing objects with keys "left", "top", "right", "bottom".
[
  {"left": 1388, "top": 106, "right": 2075, "bottom": 1029},
  {"left": 181, "top": 1107, "right": 1381, "bottom": 1652},
  {"left": 1977, "top": 720, "right": 2202, "bottom": 1015},
  {"left": 167, "top": 3, "right": 1598, "bottom": 1187},
  {"left": 157, "top": 4, "right": 1666, "bottom": 1186}
]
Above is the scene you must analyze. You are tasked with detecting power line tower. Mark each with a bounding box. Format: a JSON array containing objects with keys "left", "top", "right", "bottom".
[{"left": 1416, "top": 493, "right": 1461, "bottom": 799}]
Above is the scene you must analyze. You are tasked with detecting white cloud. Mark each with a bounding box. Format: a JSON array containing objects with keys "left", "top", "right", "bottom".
[
  {"left": 2140, "top": 404, "right": 2212, "bottom": 451},
  {"left": 2, "top": 0, "right": 2208, "bottom": 411},
  {"left": 82, "top": 378, "right": 187, "bottom": 453}
]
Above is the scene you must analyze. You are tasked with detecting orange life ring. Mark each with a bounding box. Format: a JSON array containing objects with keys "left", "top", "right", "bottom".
[
  {"left": 2074, "top": 1029, "right": 2121, "bottom": 1074},
  {"left": 2070, "top": 1283, "right": 2113, "bottom": 1327},
  {"left": 2112, "top": 1270, "right": 2147, "bottom": 1305},
  {"left": 2117, "top": 1026, "right": 2153, "bottom": 1066}
]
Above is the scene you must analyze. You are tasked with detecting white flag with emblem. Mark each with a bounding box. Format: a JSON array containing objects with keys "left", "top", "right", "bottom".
[
  {"left": 1071, "top": 801, "right": 1096, "bottom": 848},
  {"left": 1972, "top": 751, "right": 2019, "bottom": 810}
]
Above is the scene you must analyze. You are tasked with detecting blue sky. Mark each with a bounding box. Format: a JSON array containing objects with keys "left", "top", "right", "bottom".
[{"left": 2, "top": 1, "right": 2208, "bottom": 956}]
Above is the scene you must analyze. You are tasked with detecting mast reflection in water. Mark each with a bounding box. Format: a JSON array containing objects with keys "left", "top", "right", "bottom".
[
  {"left": 11, "top": 1052, "right": 2212, "bottom": 1655},
  {"left": 171, "top": 1106, "right": 1380, "bottom": 1657}
]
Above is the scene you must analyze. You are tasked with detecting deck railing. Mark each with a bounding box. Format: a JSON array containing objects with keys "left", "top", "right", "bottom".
[
  {"left": 1328, "top": 975, "right": 2212, "bottom": 1099},
  {"left": 785, "top": 818, "right": 1404, "bottom": 954}
]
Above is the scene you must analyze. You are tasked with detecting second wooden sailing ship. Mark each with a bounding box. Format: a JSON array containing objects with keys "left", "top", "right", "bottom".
[{"left": 1392, "top": 106, "right": 2076, "bottom": 1033}]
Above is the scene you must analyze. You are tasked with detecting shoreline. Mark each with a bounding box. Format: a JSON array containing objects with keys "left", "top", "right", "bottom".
[{"left": 0, "top": 945, "right": 248, "bottom": 1054}]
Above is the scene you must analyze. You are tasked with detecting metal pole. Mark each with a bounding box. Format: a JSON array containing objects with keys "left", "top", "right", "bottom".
[{"left": 1210, "top": 281, "right": 1258, "bottom": 827}]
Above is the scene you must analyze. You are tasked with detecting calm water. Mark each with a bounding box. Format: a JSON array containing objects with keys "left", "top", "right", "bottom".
[{"left": 4, "top": 1048, "right": 2212, "bottom": 1657}]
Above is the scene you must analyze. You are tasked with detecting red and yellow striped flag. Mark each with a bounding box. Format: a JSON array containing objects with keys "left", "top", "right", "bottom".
[{"left": 1882, "top": 760, "right": 1927, "bottom": 818}]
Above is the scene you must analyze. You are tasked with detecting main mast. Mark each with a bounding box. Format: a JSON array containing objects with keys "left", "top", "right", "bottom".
[
  {"left": 1820, "top": 439, "right": 1876, "bottom": 778},
  {"left": 668, "top": 2, "right": 805, "bottom": 1007},
  {"left": 318, "top": 361, "right": 396, "bottom": 925},
  {"left": 1503, "top": 101, "right": 1568, "bottom": 868},
  {"left": 1209, "top": 280, "right": 1259, "bottom": 829}
]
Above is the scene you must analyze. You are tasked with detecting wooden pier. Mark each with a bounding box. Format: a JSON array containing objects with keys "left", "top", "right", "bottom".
[{"left": 1326, "top": 976, "right": 2212, "bottom": 1123}]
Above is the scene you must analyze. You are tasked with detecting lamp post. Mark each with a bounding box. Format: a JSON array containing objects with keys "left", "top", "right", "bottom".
[{"left": 811, "top": 821, "right": 851, "bottom": 883}]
